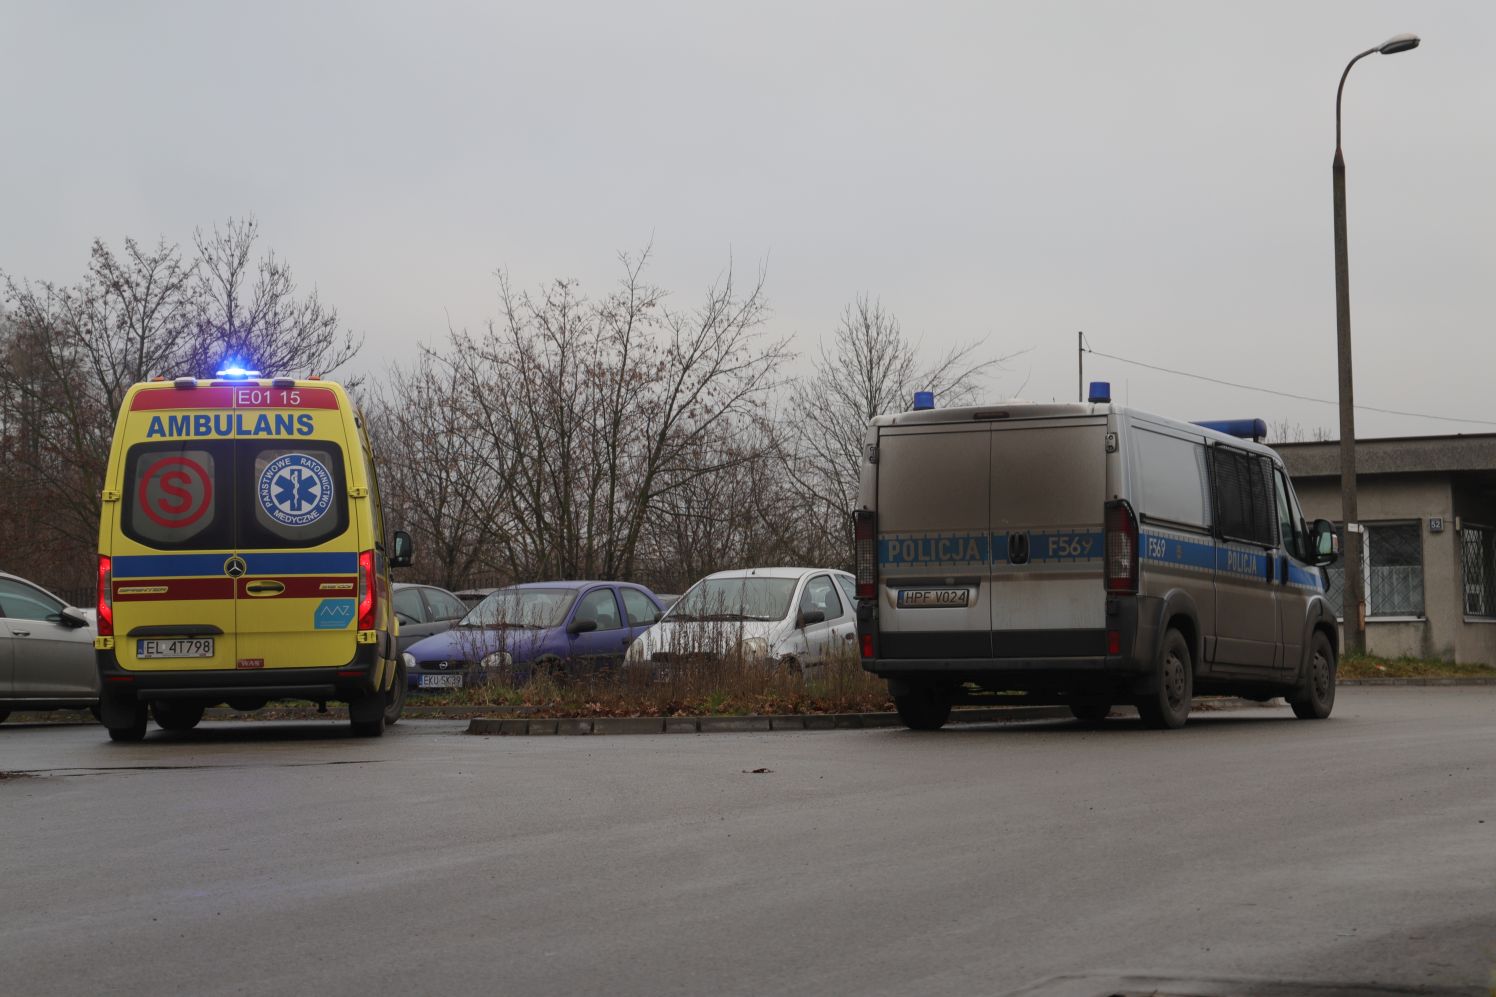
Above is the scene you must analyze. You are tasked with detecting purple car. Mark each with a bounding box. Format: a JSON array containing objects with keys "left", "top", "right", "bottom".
[{"left": 403, "top": 580, "right": 667, "bottom": 691}]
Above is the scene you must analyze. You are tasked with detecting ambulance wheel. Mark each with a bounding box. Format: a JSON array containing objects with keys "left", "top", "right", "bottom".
[
  {"left": 348, "top": 687, "right": 386, "bottom": 737},
  {"left": 106, "top": 705, "right": 149, "bottom": 743},
  {"left": 1290, "top": 631, "right": 1337, "bottom": 720},
  {"left": 1137, "top": 628, "right": 1192, "bottom": 730},
  {"left": 383, "top": 659, "right": 407, "bottom": 727},
  {"left": 1069, "top": 701, "right": 1111, "bottom": 725},
  {"left": 151, "top": 701, "right": 204, "bottom": 732},
  {"left": 892, "top": 683, "right": 952, "bottom": 731}
]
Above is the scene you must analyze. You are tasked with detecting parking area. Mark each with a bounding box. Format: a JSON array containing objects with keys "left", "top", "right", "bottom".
[{"left": 2, "top": 687, "right": 1493, "bottom": 996}]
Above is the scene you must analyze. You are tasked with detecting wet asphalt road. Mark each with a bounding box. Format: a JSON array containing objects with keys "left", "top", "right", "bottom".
[{"left": 1, "top": 688, "right": 1493, "bottom": 997}]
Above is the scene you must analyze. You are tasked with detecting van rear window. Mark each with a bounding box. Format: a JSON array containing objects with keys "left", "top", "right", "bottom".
[
  {"left": 120, "top": 440, "right": 348, "bottom": 551},
  {"left": 123, "top": 442, "right": 234, "bottom": 551}
]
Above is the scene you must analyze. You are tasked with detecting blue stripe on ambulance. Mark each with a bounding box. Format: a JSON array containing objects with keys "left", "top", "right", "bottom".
[{"left": 113, "top": 552, "right": 358, "bottom": 578}]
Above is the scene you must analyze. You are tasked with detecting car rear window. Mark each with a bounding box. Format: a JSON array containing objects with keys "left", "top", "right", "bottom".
[{"left": 120, "top": 440, "right": 348, "bottom": 551}]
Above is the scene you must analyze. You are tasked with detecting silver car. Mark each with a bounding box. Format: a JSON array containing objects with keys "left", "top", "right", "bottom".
[{"left": 0, "top": 571, "right": 99, "bottom": 724}]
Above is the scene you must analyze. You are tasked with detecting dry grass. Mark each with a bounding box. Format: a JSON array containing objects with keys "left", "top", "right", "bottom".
[
  {"left": 1338, "top": 653, "right": 1496, "bottom": 680},
  {"left": 420, "top": 648, "right": 892, "bottom": 718}
]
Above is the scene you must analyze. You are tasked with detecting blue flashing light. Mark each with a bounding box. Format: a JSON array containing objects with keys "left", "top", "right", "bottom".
[
  {"left": 1087, "top": 381, "right": 1111, "bottom": 404},
  {"left": 912, "top": 391, "right": 935, "bottom": 411},
  {"left": 215, "top": 365, "right": 261, "bottom": 379},
  {"left": 1193, "top": 418, "right": 1269, "bottom": 442}
]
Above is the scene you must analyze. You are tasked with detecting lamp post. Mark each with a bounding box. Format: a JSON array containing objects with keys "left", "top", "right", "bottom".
[{"left": 1333, "top": 32, "right": 1419, "bottom": 654}]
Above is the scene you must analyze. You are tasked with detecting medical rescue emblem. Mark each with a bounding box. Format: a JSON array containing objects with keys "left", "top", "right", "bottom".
[{"left": 258, "top": 453, "right": 335, "bottom": 528}]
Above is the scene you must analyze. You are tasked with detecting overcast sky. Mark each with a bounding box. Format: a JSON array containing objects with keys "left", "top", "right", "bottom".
[{"left": 3, "top": 1, "right": 1492, "bottom": 439}]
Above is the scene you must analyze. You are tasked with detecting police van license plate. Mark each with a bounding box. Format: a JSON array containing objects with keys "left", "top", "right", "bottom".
[
  {"left": 136, "top": 638, "right": 215, "bottom": 658},
  {"left": 897, "top": 588, "right": 970, "bottom": 608},
  {"left": 420, "top": 674, "right": 463, "bottom": 689}
]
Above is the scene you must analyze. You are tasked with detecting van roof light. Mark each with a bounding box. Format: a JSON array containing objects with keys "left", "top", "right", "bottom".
[
  {"left": 172, "top": 377, "right": 197, "bottom": 390},
  {"left": 216, "top": 366, "right": 261, "bottom": 379},
  {"left": 1088, "top": 381, "right": 1111, "bottom": 404},
  {"left": 1193, "top": 419, "right": 1268, "bottom": 442},
  {"left": 912, "top": 391, "right": 935, "bottom": 411}
]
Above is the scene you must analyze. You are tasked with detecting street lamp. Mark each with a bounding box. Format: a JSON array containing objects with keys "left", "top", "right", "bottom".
[{"left": 1332, "top": 32, "right": 1419, "bottom": 654}]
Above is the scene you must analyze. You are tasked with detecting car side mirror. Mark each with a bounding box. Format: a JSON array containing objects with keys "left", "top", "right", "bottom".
[
  {"left": 567, "top": 619, "right": 598, "bottom": 636},
  {"left": 56, "top": 608, "right": 90, "bottom": 629},
  {"left": 798, "top": 609, "right": 825, "bottom": 628},
  {"left": 1310, "top": 519, "right": 1339, "bottom": 564},
  {"left": 390, "top": 529, "right": 413, "bottom": 568}
]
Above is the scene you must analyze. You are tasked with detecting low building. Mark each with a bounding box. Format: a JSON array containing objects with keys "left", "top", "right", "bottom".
[{"left": 1274, "top": 434, "right": 1496, "bottom": 665}]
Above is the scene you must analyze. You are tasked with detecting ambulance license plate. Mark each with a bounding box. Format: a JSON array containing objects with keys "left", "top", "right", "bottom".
[
  {"left": 137, "top": 638, "right": 215, "bottom": 658},
  {"left": 420, "top": 674, "right": 463, "bottom": 689},
  {"left": 897, "top": 588, "right": 970, "bottom": 608}
]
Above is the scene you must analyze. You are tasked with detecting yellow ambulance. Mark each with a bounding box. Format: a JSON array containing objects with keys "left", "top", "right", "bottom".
[{"left": 94, "top": 368, "right": 411, "bottom": 741}]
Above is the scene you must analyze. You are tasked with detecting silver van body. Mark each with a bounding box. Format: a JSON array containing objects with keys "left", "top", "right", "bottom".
[{"left": 853, "top": 401, "right": 1340, "bottom": 729}]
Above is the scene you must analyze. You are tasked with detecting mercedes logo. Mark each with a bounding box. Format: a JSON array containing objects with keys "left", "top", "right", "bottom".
[{"left": 224, "top": 556, "right": 248, "bottom": 578}]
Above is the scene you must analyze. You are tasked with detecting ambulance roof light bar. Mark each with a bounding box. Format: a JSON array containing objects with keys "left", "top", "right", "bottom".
[
  {"left": 1193, "top": 418, "right": 1269, "bottom": 442},
  {"left": 216, "top": 366, "right": 261, "bottom": 379}
]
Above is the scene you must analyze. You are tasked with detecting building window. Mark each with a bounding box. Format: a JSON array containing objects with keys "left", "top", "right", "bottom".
[
  {"left": 1325, "top": 521, "right": 1425, "bottom": 619},
  {"left": 1462, "top": 523, "right": 1496, "bottom": 618}
]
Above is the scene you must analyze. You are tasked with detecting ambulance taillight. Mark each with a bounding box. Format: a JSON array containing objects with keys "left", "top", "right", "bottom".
[
  {"left": 1104, "top": 500, "right": 1138, "bottom": 595},
  {"left": 853, "top": 510, "right": 877, "bottom": 600},
  {"left": 97, "top": 555, "right": 114, "bottom": 637},
  {"left": 357, "top": 550, "right": 377, "bottom": 630}
]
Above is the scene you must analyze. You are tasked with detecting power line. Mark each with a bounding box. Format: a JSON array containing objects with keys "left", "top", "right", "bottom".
[{"left": 1082, "top": 347, "right": 1496, "bottom": 429}]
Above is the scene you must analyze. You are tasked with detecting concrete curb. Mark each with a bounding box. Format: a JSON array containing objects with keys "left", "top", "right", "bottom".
[{"left": 1338, "top": 677, "right": 1496, "bottom": 686}]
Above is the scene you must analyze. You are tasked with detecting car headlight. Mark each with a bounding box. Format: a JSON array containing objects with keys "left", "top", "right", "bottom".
[
  {"left": 732, "top": 637, "right": 770, "bottom": 660},
  {"left": 480, "top": 651, "right": 513, "bottom": 670},
  {"left": 402, "top": 652, "right": 416, "bottom": 670}
]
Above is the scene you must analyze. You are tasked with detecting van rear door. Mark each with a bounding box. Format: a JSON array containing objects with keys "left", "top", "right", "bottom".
[
  {"left": 233, "top": 438, "right": 361, "bottom": 670},
  {"left": 112, "top": 438, "right": 239, "bottom": 671},
  {"left": 875, "top": 423, "right": 992, "bottom": 660},
  {"left": 989, "top": 419, "right": 1107, "bottom": 654}
]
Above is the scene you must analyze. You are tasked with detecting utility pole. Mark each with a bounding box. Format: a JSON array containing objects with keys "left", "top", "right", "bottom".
[{"left": 1078, "top": 331, "right": 1084, "bottom": 402}]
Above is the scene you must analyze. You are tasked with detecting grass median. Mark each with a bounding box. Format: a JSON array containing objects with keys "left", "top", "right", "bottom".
[
  {"left": 410, "top": 651, "right": 894, "bottom": 719},
  {"left": 1339, "top": 652, "right": 1496, "bottom": 680}
]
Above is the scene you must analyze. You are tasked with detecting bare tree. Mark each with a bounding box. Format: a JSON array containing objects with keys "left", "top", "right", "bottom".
[{"left": 784, "top": 294, "right": 1020, "bottom": 550}]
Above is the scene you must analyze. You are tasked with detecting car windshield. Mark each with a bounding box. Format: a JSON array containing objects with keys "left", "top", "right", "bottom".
[
  {"left": 665, "top": 577, "right": 797, "bottom": 623},
  {"left": 460, "top": 588, "right": 576, "bottom": 629}
]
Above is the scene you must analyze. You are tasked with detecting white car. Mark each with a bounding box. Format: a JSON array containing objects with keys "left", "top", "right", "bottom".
[
  {"left": 0, "top": 571, "right": 100, "bottom": 724},
  {"left": 625, "top": 567, "right": 857, "bottom": 670}
]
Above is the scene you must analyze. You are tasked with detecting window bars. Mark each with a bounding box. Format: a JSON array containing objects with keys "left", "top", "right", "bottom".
[{"left": 1324, "top": 521, "right": 1425, "bottom": 619}]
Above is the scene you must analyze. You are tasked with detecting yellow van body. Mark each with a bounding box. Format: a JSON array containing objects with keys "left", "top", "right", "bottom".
[{"left": 94, "top": 376, "right": 405, "bottom": 739}]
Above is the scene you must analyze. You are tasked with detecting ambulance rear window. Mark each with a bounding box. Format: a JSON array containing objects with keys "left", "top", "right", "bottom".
[
  {"left": 122, "top": 442, "right": 235, "bottom": 551},
  {"left": 240, "top": 443, "right": 349, "bottom": 549}
]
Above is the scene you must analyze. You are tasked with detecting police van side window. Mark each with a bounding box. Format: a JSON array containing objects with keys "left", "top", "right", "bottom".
[
  {"left": 1211, "top": 448, "right": 1277, "bottom": 547},
  {"left": 1135, "top": 429, "right": 1211, "bottom": 530},
  {"left": 240, "top": 443, "right": 350, "bottom": 549},
  {"left": 122, "top": 441, "right": 235, "bottom": 551},
  {"left": 1274, "top": 467, "right": 1307, "bottom": 561}
]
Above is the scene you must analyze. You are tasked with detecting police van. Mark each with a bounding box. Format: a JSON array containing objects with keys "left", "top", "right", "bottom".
[
  {"left": 94, "top": 369, "right": 412, "bottom": 741},
  {"left": 852, "top": 385, "right": 1341, "bottom": 730}
]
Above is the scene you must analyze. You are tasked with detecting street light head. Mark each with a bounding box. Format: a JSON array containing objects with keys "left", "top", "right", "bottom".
[{"left": 1379, "top": 33, "right": 1420, "bottom": 55}]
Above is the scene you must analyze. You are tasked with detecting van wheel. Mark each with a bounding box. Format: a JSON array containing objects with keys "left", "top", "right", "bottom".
[
  {"left": 383, "top": 659, "right": 407, "bottom": 727},
  {"left": 893, "top": 684, "right": 953, "bottom": 731},
  {"left": 1137, "top": 628, "right": 1192, "bottom": 729},
  {"left": 1069, "top": 702, "right": 1111, "bottom": 725},
  {"left": 1290, "top": 631, "right": 1337, "bottom": 720},
  {"left": 151, "top": 701, "right": 205, "bottom": 732},
  {"left": 106, "top": 705, "right": 149, "bottom": 743}
]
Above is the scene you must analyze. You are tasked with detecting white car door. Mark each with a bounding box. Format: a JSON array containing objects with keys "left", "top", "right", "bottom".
[{"left": 796, "top": 574, "right": 847, "bottom": 665}]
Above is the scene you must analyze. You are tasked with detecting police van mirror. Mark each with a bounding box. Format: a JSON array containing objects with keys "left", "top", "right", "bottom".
[
  {"left": 1311, "top": 519, "right": 1338, "bottom": 563},
  {"left": 390, "top": 529, "right": 413, "bottom": 568},
  {"left": 567, "top": 618, "right": 598, "bottom": 636},
  {"left": 798, "top": 609, "right": 825, "bottom": 627}
]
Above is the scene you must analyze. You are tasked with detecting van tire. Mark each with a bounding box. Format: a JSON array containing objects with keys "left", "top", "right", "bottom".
[
  {"left": 383, "top": 659, "right": 406, "bottom": 727},
  {"left": 1069, "top": 702, "right": 1111, "bottom": 725},
  {"left": 893, "top": 684, "right": 953, "bottom": 731},
  {"left": 151, "top": 701, "right": 204, "bottom": 732},
  {"left": 1290, "top": 631, "right": 1336, "bottom": 720},
  {"left": 106, "top": 705, "right": 149, "bottom": 743},
  {"left": 1137, "top": 628, "right": 1192, "bottom": 729}
]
